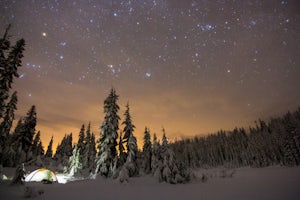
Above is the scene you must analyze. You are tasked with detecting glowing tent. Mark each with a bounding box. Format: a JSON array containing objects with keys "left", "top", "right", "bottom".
[{"left": 25, "top": 168, "right": 57, "bottom": 183}]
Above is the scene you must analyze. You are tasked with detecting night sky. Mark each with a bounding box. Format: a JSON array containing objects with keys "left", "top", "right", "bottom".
[{"left": 1, "top": 0, "right": 300, "bottom": 148}]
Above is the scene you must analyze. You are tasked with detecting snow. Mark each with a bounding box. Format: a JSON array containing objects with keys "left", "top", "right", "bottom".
[{"left": 1, "top": 166, "right": 300, "bottom": 200}]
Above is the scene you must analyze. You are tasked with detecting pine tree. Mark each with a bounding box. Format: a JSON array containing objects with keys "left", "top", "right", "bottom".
[
  {"left": 89, "top": 133, "right": 96, "bottom": 169},
  {"left": 82, "top": 123, "right": 91, "bottom": 169},
  {"left": 77, "top": 124, "right": 85, "bottom": 156},
  {"left": 0, "top": 91, "right": 17, "bottom": 165},
  {"left": 151, "top": 133, "right": 162, "bottom": 177},
  {"left": 118, "top": 131, "right": 126, "bottom": 167},
  {"left": 31, "top": 131, "right": 41, "bottom": 157},
  {"left": 45, "top": 136, "right": 53, "bottom": 158},
  {"left": 124, "top": 132, "right": 139, "bottom": 177},
  {"left": 54, "top": 133, "right": 73, "bottom": 166},
  {"left": 8, "top": 106, "right": 37, "bottom": 163},
  {"left": 0, "top": 91, "right": 17, "bottom": 154},
  {"left": 161, "top": 128, "right": 168, "bottom": 153},
  {"left": 36, "top": 141, "right": 44, "bottom": 156},
  {"left": 82, "top": 122, "right": 97, "bottom": 170},
  {"left": 142, "top": 127, "right": 152, "bottom": 174},
  {"left": 10, "top": 118, "right": 23, "bottom": 143},
  {"left": 120, "top": 103, "right": 138, "bottom": 177},
  {"left": 95, "top": 88, "right": 120, "bottom": 177},
  {"left": 122, "top": 102, "right": 135, "bottom": 144},
  {"left": 68, "top": 144, "right": 82, "bottom": 176},
  {"left": 0, "top": 25, "right": 25, "bottom": 119},
  {"left": 22, "top": 105, "right": 37, "bottom": 157},
  {"left": 160, "top": 132, "right": 190, "bottom": 184}
]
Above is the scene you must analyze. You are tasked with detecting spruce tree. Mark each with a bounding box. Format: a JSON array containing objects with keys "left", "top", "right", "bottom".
[
  {"left": 54, "top": 133, "right": 73, "bottom": 166},
  {"left": 122, "top": 102, "right": 135, "bottom": 144},
  {"left": 121, "top": 103, "right": 138, "bottom": 177},
  {"left": 36, "top": 141, "right": 44, "bottom": 156},
  {"left": 0, "top": 91, "right": 17, "bottom": 164},
  {"left": 22, "top": 105, "right": 37, "bottom": 155},
  {"left": 125, "top": 132, "right": 139, "bottom": 177},
  {"left": 151, "top": 133, "right": 162, "bottom": 180},
  {"left": 82, "top": 122, "right": 97, "bottom": 170},
  {"left": 31, "top": 131, "right": 41, "bottom": 157},
  {"left": 89, "top": 133, "right": 97, "bottom": 169},
  {"left": 68, "top": 144, "right": 82, "bottom": 176},
  {"left": 95, "top": 88, "right": 120, "bottom": 177},
  {"left": 9, "top": 105, "right": 37, "bottom": 162},
  {"left": 142, "top": 127, "right": 152, "bottom": 174},
  {"left": 0, "top": 25, "right": 25, "bottom": 119},
  {"left": 83, "top": 123, "right": 91, "bottom": 169},
  {"left": 160, "top": 131, "right": 190, "bottom": 184},
  {"left": 0, "top": 91, "right": 17, "bottom": 150},
  {"left": 118, "top": 131, "right": 126, "bottom": 167},
  {"left": 45, "top": 136, "right": 53, "bottom": 158},
  {"left": 77, "top": 124, "right": 85, "bottom": 156},
  {"left": 161, "top": 128, "right": 168, "bottom": 153}
]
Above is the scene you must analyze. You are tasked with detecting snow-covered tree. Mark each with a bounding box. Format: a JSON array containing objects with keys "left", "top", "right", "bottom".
[
  {"left": 82, "top": 123, "right": 91, "bottom": 169},
  {"left": 54, "top": 133, "right": 73, "bottom": 166},
  {"left": 151, "top": 130, "right": 191, "bottom": 184},
  {"left": 119, "top": 103, "right": 138, "bottom": 177},
  {"left": 124, "top": 132, "right": 139, "bottom": 177},
  {"left": 22, "top": 105, "right": 37, "bottom": 159},
  {"left": 1, "top": 145, "right": 16, "bottom": 167},
  {"left": 151, "top": 133, "right": 161, "bottom": 175},
  {"left": 0, "top": 92, "right": 17, "bottom": 165},
  {"left": 0, "top": 25, "right": 25, "bottom": 119},
  {"left": 31, "top": 131, "right": 44, "bottom": 158},
  {"left": 142, "top": 127, "right": 152, "bottom": 174},
  {"left": 89, "top": 133, "right": 97, "bottom": 168},
  {"left": 7, "top": 105, "right": 37, "bottom": 163},
  {"left": 82, "top": 123, "right": 97, "bottom": 170},
  {"left": 95, "top": 88, "right": 120, "bottom": 177},
  {"left": 122, "top": 102, "right": 135, "bottom": 144},
  {"left": 77, "top": 124, "right": 85, "bottom": 156},
  {"left": 45, "top": 136, "right": 53, "bottom": 158},
  {"left": 0, "top": 91, "right": 17, "bottom": 158},
  {"left": 160, "top": 133, "right": 183, "bottom": 184},
  {"left": 118, "top": 131, "right": 126, "bottom": 167},
  {"left": 68, "top": 144, "right": 82, "bottom": 176}
]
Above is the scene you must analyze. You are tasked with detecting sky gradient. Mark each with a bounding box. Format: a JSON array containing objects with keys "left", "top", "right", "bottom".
[{"left": 1, "top": 0, "right": 300, "bottom": 148}]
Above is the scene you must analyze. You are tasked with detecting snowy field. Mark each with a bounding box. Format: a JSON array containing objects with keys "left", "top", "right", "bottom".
[{"left": 1, "top": 166, "right": 300, "bottom": 200}]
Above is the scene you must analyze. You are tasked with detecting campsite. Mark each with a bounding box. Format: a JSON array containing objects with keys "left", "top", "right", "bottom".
[{"left": 1, "top": 0, "right": 300, "bottom": 199}]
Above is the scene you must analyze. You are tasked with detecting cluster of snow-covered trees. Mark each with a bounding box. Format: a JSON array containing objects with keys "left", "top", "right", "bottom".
[
  {"left": 93, "top": 88, "right": 191, "bottom": 183},
  {"left": 0, "top": 105, "right": 44, "bottom": 166},
  {"left": 0, "top": 25, "right": 42, "bottom": 167},
  {"left": 171, "top": 108, "right": 300, "bottom": 168}
]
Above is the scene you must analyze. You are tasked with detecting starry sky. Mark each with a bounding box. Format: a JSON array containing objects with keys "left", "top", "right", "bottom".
[{"left": 1, "top": 0, "right": 300, "bottom": 148}]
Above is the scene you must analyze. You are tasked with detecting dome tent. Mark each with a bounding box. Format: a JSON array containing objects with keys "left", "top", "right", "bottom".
[{"left": 25, "top": 168, "right": 57, "bottom": 183}]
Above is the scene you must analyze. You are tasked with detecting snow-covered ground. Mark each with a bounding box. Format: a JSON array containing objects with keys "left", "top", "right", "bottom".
[{"left": 1, "top": 166, "right": 300, "bottom": 200}]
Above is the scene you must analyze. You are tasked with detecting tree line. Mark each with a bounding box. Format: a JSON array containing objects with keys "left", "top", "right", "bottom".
[{"left": 170, "top": 108, "right": 300, "bottom": 168}]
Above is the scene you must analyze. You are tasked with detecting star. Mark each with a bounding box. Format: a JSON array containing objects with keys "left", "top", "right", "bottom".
[
  {"left": 0, "top": 0, "right": 298, "bottom": 149},
  {"left": 145, "top": 72, "right": 151, "bottom": 78}
]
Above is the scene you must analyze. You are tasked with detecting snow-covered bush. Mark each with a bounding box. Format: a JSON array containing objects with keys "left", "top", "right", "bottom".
[{"left": 118, "top": 165, "right": 129, "bottom": 183}]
